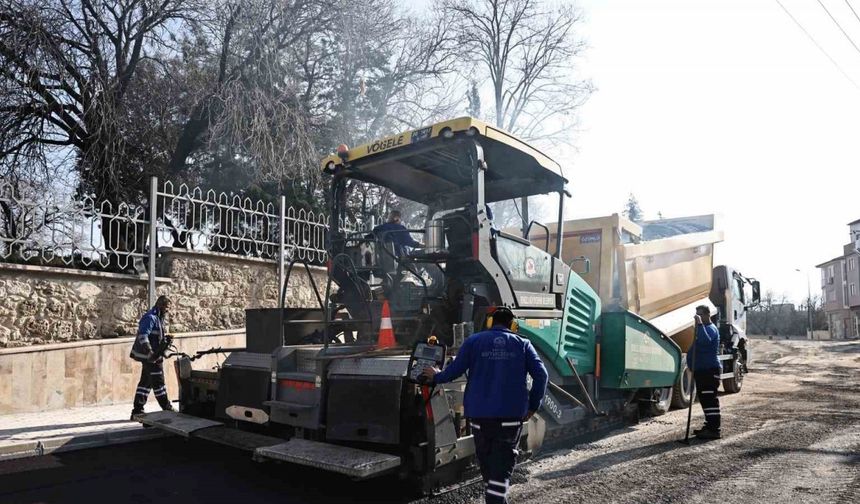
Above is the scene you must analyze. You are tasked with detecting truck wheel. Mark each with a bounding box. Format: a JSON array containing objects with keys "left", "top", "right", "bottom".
[
  {"left": 671, "top": 354, "right": 693, "bottom": 409},
  {"left": 643, "top": 387, "right": 672, "bottom": 416},
  {"left": 722, "top": 355, "right": 744, "bottom": 393}
]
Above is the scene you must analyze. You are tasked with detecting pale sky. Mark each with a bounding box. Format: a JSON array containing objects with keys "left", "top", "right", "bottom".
[
  {"left": 404, "top": 0, "right": 859, "bottom": 303},
  {"left": 567, "top": 0, "right": 860, "bottom": 303}
]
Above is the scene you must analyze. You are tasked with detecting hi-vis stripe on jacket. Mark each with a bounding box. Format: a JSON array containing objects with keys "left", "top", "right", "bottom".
[{"left": 130, "top": 308, "right": 164, "bottom": 361}]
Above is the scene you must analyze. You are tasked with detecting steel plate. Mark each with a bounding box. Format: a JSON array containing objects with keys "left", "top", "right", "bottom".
[
  {"left": 254, "top": 438, "right": 401, "bottom": 479},
  {"left": 137, "top": 411, "right": 222, "bottom": 437}
]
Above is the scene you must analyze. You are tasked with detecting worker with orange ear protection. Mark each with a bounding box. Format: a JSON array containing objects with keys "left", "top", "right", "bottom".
[{"left": 422, "top": 306, "right": 548, "bottom": 504}]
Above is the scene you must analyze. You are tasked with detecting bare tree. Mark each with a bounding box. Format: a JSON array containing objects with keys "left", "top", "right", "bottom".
[
  {"left": 0, "top": 0, "right": 197, "bottom": 271},
  {"left": 292, "top": 0, "right": 458, "bottom": 147},
  {"left": 167, "top": 0, "right": 327, "bottom": 192},
  {"left": 748, "top": 291, "right": 814, "bottom": 337},
  {"left": 443, "top": 0, "right": 593, "bottom": 144},
  {"left": 0, "top": 0, "right": 193, "bottom": 201},
  {"left": 748, "top": 289, "right": 775, "bottom": 335},
  {"left": 0, "top": 0, "right": 469, "bottom": 228},
  {"left": 290, "top": 0, "right": 458, "bottom": 217}
]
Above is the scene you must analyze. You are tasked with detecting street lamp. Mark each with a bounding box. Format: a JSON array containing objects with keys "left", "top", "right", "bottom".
[{"left": 795, "top": 268, "right": 813, "bottom": 339}]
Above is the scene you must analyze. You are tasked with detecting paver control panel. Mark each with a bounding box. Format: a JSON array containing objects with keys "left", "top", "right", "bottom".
[{"left": 407, "top": 339, "right": 447, "bottom": 384}]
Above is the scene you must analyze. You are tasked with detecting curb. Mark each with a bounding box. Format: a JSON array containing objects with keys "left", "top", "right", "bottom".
[{"left": 0, "top": 426, "right": 168, "bottom": 462}]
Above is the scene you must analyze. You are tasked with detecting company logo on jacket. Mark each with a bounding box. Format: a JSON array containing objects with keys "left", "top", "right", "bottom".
[{"left": 483, "top": 336, "right": 515, "bottom": 360}]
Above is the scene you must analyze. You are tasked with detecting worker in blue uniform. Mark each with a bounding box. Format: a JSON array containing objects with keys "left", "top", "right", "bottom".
[
  {"left": 129, "top": 296, "right": 175, "bottom": 419},
  {"left": 371, "top": 210, "right": 421, "bottom": 257},
  {"left": 423, "top": 306, "right": 548, "bottom": 504},
  {"left": 691, "top": 305, "right": 722, "bottom": 439}
]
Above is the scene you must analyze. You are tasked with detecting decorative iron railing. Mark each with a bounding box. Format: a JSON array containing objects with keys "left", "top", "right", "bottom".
[
  {"left": 0, "top": 177, "right": 367, "bottom": 305},
  {"left": 0, "top": 181, "right": 148, "bottom": 271},
  {"left": 155, "top": 181, "right": 330, "bottom": 265}
]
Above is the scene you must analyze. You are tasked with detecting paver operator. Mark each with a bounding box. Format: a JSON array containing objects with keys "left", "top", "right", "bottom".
[
  {"left": 371, "top": 210, "right": 422, "bottom": 257},
  {"left": 691, "top": 305, "right": 722, "bottom": 439},
  {"left": 422, "top": 307, "right": 549, "bottom": 504},
  {"left": 129, "top": 295, "right": 175, "bottom": 419}
]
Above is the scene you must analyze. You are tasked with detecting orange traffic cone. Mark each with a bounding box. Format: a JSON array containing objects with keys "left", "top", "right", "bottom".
[{"left": 377, "top": 300, "right": 396, "bottom": 349}]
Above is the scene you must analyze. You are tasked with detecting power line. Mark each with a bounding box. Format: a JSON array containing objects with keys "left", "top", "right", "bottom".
[
  {"left": 845, "top": 0, "right": 860, "bottom": 27},
  {"left": 816, "top": 0, "right": 860, "bottom": 56},
  {"left": 774, "top": 0, "right": 860, "bottom": 91}
]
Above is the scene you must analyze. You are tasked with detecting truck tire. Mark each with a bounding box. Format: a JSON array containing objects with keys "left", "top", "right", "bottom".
[
  {"left": 643, "top": 387, "right": 673, "bottom": 416},
  {"left": 722, "top": 354, "right": 744, "bottom": 393},
  {"left": 671, "top": 354, "right": 694, "bottom": 409}
]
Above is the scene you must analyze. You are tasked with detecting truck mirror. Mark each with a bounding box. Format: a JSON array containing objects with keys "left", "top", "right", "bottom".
[{"left": 751, "top": 280, "right": 761, "bottom": 305}]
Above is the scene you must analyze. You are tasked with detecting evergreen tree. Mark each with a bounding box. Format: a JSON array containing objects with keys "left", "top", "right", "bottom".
[
  {"left": 467, "top": 80, "right": 481, "bottom": 118},
  {"left": 622, "top": 193, "right": 644, "bottom": 222}
]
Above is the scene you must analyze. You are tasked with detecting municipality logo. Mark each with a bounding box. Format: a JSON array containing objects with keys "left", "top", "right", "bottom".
[{"left": 493, "top": 336, "right": 506, "bottom": 348}]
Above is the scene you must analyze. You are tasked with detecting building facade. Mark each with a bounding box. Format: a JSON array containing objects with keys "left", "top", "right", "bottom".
[{"left": 816, "top": 219, "right": 860, "bottom": 339}]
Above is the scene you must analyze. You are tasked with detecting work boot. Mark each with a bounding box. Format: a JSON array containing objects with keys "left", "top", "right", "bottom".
[
  {"left": 130, "top": 409, "right": 144, "bottom": 421},
  {"left": 160, "top": 402, "right": 175, "bottom": 412},
  {"left": 693, "top": 425, "right": 711, "bottom": 436},
  {"left": 695, "top": 427, "right": 721, "bottom": 440}
]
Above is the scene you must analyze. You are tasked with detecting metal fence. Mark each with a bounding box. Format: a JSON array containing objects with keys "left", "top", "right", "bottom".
[
  {"left": 0, "top": 180, "right": 149, "bottom": 271},
  {"left": 155, "top": 180, "right": 329, "bottom": 263},
  {"left": 0, "top": 177, "right": 340, "bottom": 306}
]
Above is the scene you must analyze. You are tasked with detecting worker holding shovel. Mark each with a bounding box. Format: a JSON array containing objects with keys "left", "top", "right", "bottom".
[{"left": 690, "top": 305, "right": 722, "bottom": 439}]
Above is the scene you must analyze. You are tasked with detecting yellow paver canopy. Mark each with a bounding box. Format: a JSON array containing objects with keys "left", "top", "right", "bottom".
[{"left": 321, "top": 117, "right": 567, "bottom": 208}]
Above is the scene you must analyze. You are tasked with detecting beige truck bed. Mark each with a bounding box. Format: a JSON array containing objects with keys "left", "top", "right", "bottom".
[{"left": 535, "top": 214, "right": 723, "bottom": 351}]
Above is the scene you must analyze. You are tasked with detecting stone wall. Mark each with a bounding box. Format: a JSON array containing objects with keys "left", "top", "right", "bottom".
[
  {"left": 0, "top": 330, "right": 244, "bottom": 415},
  {"left": 0, "top": 264, "right": 158, "bottom": 347},
  {"left": 156, "top": 248, "right": 326, "bottom": 334},
  {"left": 0, "top": 248, "right": 327, "bottom": 348}
]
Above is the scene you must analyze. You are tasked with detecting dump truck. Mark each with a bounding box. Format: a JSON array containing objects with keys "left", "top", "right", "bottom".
[
  {"left": 535, "top": 214, "right": 761, "bottom": 413},
  {"left": 137, "top": 117, "right": 755, "bottom": 493}
]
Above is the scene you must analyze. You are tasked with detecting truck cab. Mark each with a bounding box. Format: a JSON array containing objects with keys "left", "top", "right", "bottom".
[{"left": 710, "top": 265, "right": 760, "bottom": 387}]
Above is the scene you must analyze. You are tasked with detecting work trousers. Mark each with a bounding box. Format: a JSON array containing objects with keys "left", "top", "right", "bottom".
[
  {"left": 133, "top": 360, "right": 171, "bottom": 411},
  {"left": 694, "top": 369, "right": 721, "bottom": 430},
  {"left": 471, "top": 419, "right": 523, "bottom": 504}
]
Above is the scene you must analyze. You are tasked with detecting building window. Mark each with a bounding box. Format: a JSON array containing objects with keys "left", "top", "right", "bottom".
[
  {"left": 850, "top": 257, "right": 857, "bottom": 271},
  {"left": 851, "top": 284, "right": 857, "bottom": 296},
  {"left": 829, "top": 264, "right": 835, "bottom": 280}
]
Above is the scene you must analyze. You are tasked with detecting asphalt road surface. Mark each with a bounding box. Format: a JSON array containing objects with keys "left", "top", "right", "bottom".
[{"left": 1, "top": 338, "right": 858, "bottom": 504}]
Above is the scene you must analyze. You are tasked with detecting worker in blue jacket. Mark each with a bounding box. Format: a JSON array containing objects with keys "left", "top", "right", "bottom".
[
  {"left": 129, "top": 296, "right": 175, "bottom": 419},
  {"left": 423, "top": 306, "right": 548, "bottom": 504},
  {"left": 371, "top": 210, "right": 421, "bottom": 257},
  {"left": 690, "top": 305, "right": 722, "bottom": 439}
]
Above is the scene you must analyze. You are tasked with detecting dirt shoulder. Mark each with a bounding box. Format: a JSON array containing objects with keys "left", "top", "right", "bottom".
[{"left": 505, "top": 338, "right": 860, "bottom": 504}]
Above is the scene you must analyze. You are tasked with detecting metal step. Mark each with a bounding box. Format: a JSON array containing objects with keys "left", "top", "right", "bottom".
[
  {"left": 254, "top": 438, "right": 401, "bottom": 479},
  {"left": 193, "top": 426, "right": 285, "bottom": 452},
  {"left": 137, "top": 411, "right": 222, "bottom": 437},
  {"left": 719, "top": 372, "right": 736, "bottom": 380}
]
